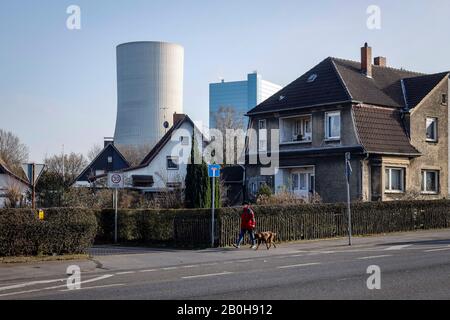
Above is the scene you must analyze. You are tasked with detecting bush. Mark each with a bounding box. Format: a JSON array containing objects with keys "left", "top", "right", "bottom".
[{"left": 0, "top": 208, "right": 97, "bottom": 257}]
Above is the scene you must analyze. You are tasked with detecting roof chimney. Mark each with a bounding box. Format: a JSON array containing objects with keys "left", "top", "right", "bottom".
[
  {"left": 104, "top": 137, "right": 114, "bottom": 148},
  {"left": 361, "top": 42, "right": 372, "bottom": 78},
  {"left": 173, "top": 112, "right": 185, "bottom": 125},
  {"left": 374, "top": 56, "right": 386, "bottom": 67}
]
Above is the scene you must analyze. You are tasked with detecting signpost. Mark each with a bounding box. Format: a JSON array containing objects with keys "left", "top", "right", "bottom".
[
  {"left": 345, "top": 152, "right": 353, "bottom": 246},
  {"left": 208, "top": 164, "right": 221, "bottom": 248},
  {"left": 22, "top": 163, "right": 46, "bottom": 209},
  {"left": 108, "top": 173, "right": 124, "bottom": 243}
]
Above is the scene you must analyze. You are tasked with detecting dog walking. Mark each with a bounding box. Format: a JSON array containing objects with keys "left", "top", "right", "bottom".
[{"left": 233, "top": 201, "right": 257, "bottom": 249}]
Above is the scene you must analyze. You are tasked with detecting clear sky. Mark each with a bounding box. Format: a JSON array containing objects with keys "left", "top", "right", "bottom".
[{"left": 1, "top": 0, "right": 449, "bottom": 162}]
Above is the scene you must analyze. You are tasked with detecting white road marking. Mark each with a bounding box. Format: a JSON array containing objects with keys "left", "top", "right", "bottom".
[
  {"left": 0, "top": 278, "right": 66, "bottom": 292},
  {"left": 424, "top": 247, "right": 450, "bottom": 252},
  {"left": 115, "top": 271, "right": 136, "bottom": 275},
  {"left": 182, "top": 272, "right": 233, "bottom": 279},
  {"left": 182, "top": 265, "right": 197, "bottom": 268},
  {"left": 357, "top": 255, "right": 392, "bottom": 260},
  {"left": 0, "top": 274, "right": 114, "bottom": 298},
  {"left": 139, "top": 269, "right": 157, "bottom": 273},
  {"left": 235, "top": 260, "right": 253, "bottom": 263},
  {"left": 161, "top": 267, "right": 178, "bottom": 270},
  {"left": 60, "top": 283, "right": 124, "bottom": 292},
  {"left": 385, "top": 245, "right": 411, "bottom": 251},
  {"left": 201, "top": 263, "right": 219, "bottom": 266},
  {"left": 277, "top": 263, "right": 321, "bottom": 269}
]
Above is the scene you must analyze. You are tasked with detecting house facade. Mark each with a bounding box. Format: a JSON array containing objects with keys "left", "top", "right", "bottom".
[
  {"left": 92, "top": 113, "right": 203, "bottom": 193},
  {"left": 0, "top": 160, "right": 30, "bottom": 208},
  {"left": 73, "top": 139, "right": 130, "bottom": 187},
  {"left": 246, "top": 43, "right": 449, "bottom": 203}
]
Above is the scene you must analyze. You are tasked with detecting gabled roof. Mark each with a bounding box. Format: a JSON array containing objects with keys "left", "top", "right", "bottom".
[
  {"left": 0, "top": 158, "right": 31, "bottom": 186},
  {"left": 332, "top": 58, "right": 423, "bottom": 108},
  {"left": 73, "top": 143, "right": 130, "bottom": 183},
  {"left": 117, "top": 114, "right": 203, "bottom": 173},
  {"left": 402, "top": 72, "right": 449, "bottom": 108},
  {"left": 247, "top": 57, "right": 352, "bottom": 115},
  {"left": 247, "top": 56, "right": 448, "bottom": 115},
  {"left": 353, "top": 105, "right": 420, "bottom": 156}
]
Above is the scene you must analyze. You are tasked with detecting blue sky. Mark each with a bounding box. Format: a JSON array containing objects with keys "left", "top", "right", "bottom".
[{"left": 1, "top": 0, "right": 449, "bottom": 162}]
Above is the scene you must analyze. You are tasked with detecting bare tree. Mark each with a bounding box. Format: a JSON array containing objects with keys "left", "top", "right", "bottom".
[
  {"left": 87, "top": 144, "right": 103, "bottom": 162},
  {"left": 0, "top": 129, "right": 29, "bottom": 176},
  {"left": 213, "top": 106, "right": 245, "bottom": 132},
  {"left": 4, "top": 180, "right": 24, "bottom": 208},
  {"left": 116, "top": 144, "right": 151, "bottom": 166},
  {"left": 212, "top": 106, "right": 246, "bottom": 165},
  {"left": 44, "top": 152, "right": 88, "bottom": 183}
]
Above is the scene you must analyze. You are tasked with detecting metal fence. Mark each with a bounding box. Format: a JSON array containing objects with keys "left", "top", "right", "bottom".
[{"left": 172, "top": 201, "right": 450, "bottom": 247}]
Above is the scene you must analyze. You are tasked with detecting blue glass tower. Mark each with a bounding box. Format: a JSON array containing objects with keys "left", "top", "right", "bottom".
[{"left": 209, "top": 72, "right": 282, "bottom": 129}]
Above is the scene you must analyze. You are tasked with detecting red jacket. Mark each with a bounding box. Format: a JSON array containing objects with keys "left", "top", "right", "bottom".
[{"left": 241, "top": 207, "right": 256, "bottom": 230}]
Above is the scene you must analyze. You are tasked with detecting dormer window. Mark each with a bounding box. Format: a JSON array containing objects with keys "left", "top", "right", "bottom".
[{"left": 307, "top": 74, "right": 318, "bottom": 83}]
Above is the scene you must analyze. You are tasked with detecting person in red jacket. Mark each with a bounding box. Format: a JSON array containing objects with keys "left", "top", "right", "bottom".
[{"left": 233, "top": 201, "right": 257, "bottom": 249}]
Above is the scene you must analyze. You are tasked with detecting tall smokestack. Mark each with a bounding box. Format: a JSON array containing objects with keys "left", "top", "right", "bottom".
[{"left": 361, "top": 42, "right": 372, "bottom": 78}]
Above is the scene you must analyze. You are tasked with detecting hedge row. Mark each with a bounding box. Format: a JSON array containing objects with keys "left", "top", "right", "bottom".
[
  {"left": 0, "top": 208, "right": 97, "bottom": 257},
  {"left": 95, "top": 200, "right": 450, "bottom": 247}
]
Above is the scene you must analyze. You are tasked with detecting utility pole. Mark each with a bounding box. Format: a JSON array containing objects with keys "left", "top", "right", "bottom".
[{"left": 345, "top": 152, "right": 353, "bottom": 246}]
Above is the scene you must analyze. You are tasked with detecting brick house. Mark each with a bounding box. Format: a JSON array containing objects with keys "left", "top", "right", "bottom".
[{"left": 246, "top": 43, "right": 449, "bottom": 203}]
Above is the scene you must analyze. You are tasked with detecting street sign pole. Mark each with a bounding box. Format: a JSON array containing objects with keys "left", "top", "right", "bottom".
[
  {"left": 32, "top": 163, "right": 35, "bottom": 209},
  {"left": 208, "top": 164, "right": 220, "bottom": 248},
  {"left": 345, "top": 152, "right": 352, "bottom": 246},
  {"left": 211, "top": 175, "right": 215, "bottom": 248},
  {"left": 115, "top": 188, "right": 118, "bottom": 244}
]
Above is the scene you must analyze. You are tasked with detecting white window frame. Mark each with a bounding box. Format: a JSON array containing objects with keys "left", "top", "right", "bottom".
[
  {"left": 385, "top": 167, "right": 405, "bottom": 193},
  {"left": 166, "top": 156, "right": 179, "bottom": 170},
  {"left": 107, "top": 156, "right": 113, "bottom": 163},
  {"left": 325, "top": 111, "right": 341, "bottom": 140},
  {"left": 421, "top": 170, "right": 439, "bottom": 194},
  {"left": 258, "top": 119, "right": 267, "bottom": 152},
  {"left": 426, "top": 117, "right": 438, "bottom": 142},
  {"left": 180, "top": 136, "right": 189, "bottom": 146}
]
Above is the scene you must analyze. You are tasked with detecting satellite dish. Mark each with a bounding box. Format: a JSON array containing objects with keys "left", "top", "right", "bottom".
[{"left": 163, "top": 121, "right": 170, "bottom": 129}]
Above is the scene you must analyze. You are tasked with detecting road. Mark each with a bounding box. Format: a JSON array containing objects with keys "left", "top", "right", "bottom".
[{"left": 1, "top": 229, "right": 450, "bottom": 300}]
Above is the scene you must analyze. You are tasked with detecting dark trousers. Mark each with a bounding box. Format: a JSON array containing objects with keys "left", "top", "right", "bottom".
[{"left": 237, "top": 228, "right": 255, "bottom": 246}]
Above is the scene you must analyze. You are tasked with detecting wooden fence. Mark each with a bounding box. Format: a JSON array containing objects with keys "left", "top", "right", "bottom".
[{"left": 172, "top": 201, "right": 450, "bottom": 247}]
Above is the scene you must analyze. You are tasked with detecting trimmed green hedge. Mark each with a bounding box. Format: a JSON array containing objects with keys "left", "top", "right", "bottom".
[
  {"left": 0, "top": 208, "right": 97, "bottom": 257},
  {"left": 94, "top": 200, "right": 450, "bottom": 247}
]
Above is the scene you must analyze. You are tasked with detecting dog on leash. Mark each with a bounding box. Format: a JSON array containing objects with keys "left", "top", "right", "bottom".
[{"left": 254, "top": 231, "right": 277, "bottom": 250}]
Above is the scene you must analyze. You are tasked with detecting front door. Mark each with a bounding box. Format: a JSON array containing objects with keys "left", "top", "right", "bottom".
[{"left": 291, "top": 167, "right": 315, "bottom": 199}]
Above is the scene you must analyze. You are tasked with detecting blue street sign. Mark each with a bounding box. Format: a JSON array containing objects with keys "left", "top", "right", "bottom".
[{"left": 208, "top": 164, "right": 221, "bottom": 178}]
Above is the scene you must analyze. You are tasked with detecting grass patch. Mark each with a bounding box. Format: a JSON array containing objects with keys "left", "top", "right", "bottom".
[{"left": 0, "top": 254, "right": 89, "bottom": 264}]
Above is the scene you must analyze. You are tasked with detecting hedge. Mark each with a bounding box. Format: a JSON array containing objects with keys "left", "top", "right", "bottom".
[
  {"left": 0, "top": 208, "right": 97, "bottom": 257},
  {"left": 94, "top": 200, "right": 450, "bottom": 248}
]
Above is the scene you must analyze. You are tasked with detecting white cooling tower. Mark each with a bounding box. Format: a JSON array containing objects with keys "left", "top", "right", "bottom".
[{"left": 114, "top": 41, "right": 184, "bottom": 148}]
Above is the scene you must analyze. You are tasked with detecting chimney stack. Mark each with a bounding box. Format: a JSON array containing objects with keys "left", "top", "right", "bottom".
[
  {"left": 374, "top": 56, "right": 387, "bottom": 67},
  {"left": 361, "top": 42, "right": 372, "bottom": 78},
  {"left": 173, "top": 112, "right": 185, "bottom": 125}
]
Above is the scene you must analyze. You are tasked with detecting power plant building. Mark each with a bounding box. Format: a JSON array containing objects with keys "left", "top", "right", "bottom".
[{"left": 114, "top": 41, "right": 184, "bottom": 149}]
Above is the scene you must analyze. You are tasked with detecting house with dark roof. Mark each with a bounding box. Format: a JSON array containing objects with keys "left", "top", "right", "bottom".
[
  {"left": 0, "top": 159, "right": 31, "bottom": 208},
  {"left": 246, "top": 43, "right": 449, "bottom": 203},
  {"left": 73, "top": 140, "right": 130, "bottom": 187},
  {"left": 91, "top": 113, "right": 204, "bottom": 193}
]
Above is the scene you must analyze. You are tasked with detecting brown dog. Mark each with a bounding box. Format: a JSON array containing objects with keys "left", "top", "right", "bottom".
[{"left": 254, "top": 232, "right": 277, "bottom": 250}]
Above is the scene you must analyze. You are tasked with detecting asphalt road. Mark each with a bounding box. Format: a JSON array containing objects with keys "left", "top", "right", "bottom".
[{"left": 1, "top": 229, "right": 450, "bottom": 300}]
